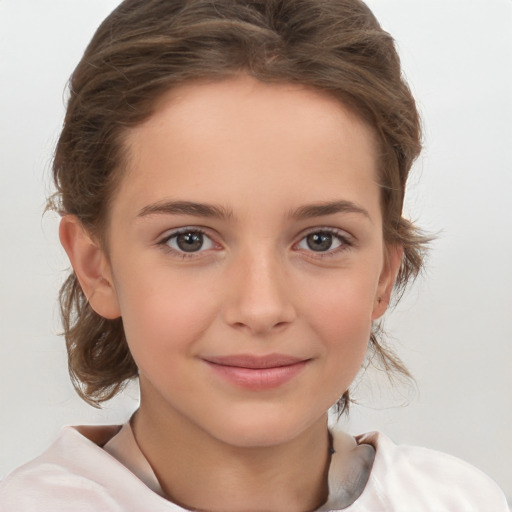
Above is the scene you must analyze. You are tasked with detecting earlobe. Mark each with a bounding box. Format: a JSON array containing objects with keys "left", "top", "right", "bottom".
[
  {"left": 371, "top": 244, "right": 403, "bottom": 320},
  {"left": 59, "top": 215, "right": 121, "bottom": 319}
]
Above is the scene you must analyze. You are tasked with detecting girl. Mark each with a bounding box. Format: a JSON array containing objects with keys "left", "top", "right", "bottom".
[{"left": 0, "top": 0, "right": 508, "bottom": 510}]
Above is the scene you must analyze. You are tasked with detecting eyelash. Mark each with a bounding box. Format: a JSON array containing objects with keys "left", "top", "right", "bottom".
[
  {"left": 158, "top": 227, "right": 215, "bottom": 259},
  {"left": 157, "top": 226, "right": 353, "bottom": 259},
  {"left": 295, "top": 228, "right": 353, "bottom": 258}
]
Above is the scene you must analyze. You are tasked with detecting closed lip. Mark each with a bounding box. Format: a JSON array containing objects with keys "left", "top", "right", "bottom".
[
  {"left": 202, "top": 354, "right": 311, "bottom": 390},
  {"left": 202, "top": 353, "right": 310, "bottom": 369}
]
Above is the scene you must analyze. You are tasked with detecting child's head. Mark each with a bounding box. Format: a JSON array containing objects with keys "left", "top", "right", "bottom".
[{"left": 53, "top": 0, "right": 426, "bottom": 413}]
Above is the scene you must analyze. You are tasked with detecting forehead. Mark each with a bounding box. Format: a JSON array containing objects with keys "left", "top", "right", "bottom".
[
  {"left": 115, "top": 75, "right": 380, "bottom": 220},
  {"left": 129, "top": 75, "right": 378, "bottom": 156}
]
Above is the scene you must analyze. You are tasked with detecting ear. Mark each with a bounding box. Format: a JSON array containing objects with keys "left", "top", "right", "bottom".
[
  {"left": 371, "top": 244, "right": 403, "bottom": 320},
  {"left": 59, "top": 215, "right": 121, "bottom": 319}
]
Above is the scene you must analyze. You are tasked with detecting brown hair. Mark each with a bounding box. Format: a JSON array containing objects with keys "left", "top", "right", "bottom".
[{"left": 50, "top": 0, "right": 428, "bottom": 409}]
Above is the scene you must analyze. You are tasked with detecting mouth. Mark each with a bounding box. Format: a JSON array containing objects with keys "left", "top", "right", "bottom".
[{"left": 202, "top": 354, "right": 310, "bottom": 390}]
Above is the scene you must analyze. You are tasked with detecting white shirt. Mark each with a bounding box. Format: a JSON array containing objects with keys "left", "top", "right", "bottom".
[{"left": 0, "top": 424, "right": 508, "bottom": 511}]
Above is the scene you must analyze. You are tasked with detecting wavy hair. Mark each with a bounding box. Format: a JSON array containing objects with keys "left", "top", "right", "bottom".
[{"left": 49, "top": 0, "right": 429, "bottom": 409}]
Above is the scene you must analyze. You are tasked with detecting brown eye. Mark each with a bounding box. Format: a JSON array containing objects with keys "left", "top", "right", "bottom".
[
  {"left": 165, "top": 230, "right": 214, "bottom": 253},
  {"left": 297, "top": 231, "right": 345, "bottom": 253},
  {"left": 176, "top": 232, "right": 203, "bottom": 252},
  {"left": 306, "top": 233, "right": 333, "bottom": 251}
]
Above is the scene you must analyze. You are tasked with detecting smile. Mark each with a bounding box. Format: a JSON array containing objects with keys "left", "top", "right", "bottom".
[{"left": 202, "top": 354, "right": 310, "bottom": 390}]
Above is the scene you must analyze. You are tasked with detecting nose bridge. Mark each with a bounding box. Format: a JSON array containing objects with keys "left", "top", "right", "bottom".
[{"left": 223, "top": 241, "right": 296, "bottom": 334}]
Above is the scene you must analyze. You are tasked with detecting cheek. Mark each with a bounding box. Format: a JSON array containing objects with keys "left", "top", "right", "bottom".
[
  {"left": 304, "top": 264, "right": 379, "bottom": 327},
  {"left": 302, "top": 268, "right": 378, "bottom": 366},
  {"left": 113, "top": 268, "right": 219, "bottom": 370},
  {"left": 312, "top": 298, "right": 373, "bottom": 401},
  {"left": 316, "top": 295, "right": 373, "bottom": 363}
]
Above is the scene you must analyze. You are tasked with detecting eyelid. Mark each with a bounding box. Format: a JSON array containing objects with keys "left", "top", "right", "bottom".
[
  {"left": 155, "top": 225, "right": 354, "bottom": 258},
  {"left": 159, "top": 226, "right": 203, "bottom": 241},
  {"left": 298, "top": 226, "right": 353, "bottom": 242},
  {"left": 157, "top": 226, "right": 221, "bottom": 257},
  {"left": 294, "top": 226, "right": 354, "bottom": 255}
]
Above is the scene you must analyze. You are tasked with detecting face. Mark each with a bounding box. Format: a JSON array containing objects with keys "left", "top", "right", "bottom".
[{"left": 71, "top": 75, "right": 399, "bottom": 447}]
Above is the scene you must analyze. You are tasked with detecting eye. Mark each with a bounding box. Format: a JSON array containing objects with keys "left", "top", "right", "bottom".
[
  {"left": 164, "top": 229, "right": 215, "bottom": 253},
  {"left": 297, "top": 230, "right": 347, "bottom": 253}
]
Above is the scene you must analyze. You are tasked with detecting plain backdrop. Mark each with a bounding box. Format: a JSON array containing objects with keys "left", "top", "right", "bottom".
[{"left": 1, "top": 0, "right": 511, "bottom": 502}]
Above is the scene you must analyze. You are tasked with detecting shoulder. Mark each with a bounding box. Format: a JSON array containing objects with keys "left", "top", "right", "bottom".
[
  {"left": 0, "top": 427, "right": 124, "bottom": 511},
  {"left": 354, "top": 431, "right": 509, "bottom": 511},
  {"left": 0, "top": 426, "right": 173, "bottom": 512}
]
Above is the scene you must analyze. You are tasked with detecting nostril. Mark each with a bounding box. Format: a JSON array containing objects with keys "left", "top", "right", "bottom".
[{"left": 228, "top": 318, "right": 291, "bottom": 335}]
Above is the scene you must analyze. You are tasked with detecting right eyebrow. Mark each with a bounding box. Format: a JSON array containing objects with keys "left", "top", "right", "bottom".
[{"left": 136, "top": 200, "right": 234, "bottom": 220}]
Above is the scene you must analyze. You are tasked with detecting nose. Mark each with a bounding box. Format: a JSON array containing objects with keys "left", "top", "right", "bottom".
[{"left": 222, "top": 248, "right": 297, "bottom": 336}]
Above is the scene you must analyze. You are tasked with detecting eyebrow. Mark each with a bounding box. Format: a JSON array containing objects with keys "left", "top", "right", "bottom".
[
  {"left": 137, "top": 200, "right": 234, "bottom": 220},
  {"left": 290, "top": 200, "right": 371, "bottom": 221},
  {"left": 136, "top": 199, "right": 370, "bottom": 222}
]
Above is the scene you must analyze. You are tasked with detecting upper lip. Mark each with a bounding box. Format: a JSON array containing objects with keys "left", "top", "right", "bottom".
[{"left": 203, "top": 354, "right": 309, "bottom": 369}]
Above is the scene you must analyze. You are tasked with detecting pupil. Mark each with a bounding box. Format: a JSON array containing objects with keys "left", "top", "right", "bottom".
[
  {"left": 307, "top": 232, "right": 332, "bottom": 251},
  {"left": 177, "top": 232, "right": 203, "bottom": 252}
]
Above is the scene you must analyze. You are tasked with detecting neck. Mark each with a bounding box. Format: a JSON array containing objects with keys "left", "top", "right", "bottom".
[{"left": 132, "top": 389, "right": 332, "bottom": 512}]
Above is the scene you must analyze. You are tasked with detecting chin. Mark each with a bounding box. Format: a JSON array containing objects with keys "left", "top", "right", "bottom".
[{"left": 205, "top": 406, "right": 328, "bottom": 449}]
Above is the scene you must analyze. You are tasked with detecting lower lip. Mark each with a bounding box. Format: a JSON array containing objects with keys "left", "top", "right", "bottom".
[{"left": 205, "top": 361, "right": 308, "bottom": 390}]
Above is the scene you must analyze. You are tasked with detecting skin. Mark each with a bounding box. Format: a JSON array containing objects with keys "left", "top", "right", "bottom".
[{"left": 60, "top": 75, "right": 401, "bottom": 512}]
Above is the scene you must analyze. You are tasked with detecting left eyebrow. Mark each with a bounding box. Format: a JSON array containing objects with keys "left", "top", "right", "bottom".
[
  {"left": 289, "top": 200, "right": 371, "bottom": 222},
  {"left": 137, "top": 200, "right": 234, "bottom": 220}
]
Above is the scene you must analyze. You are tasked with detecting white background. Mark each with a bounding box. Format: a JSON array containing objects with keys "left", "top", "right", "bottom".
[{"left": 1, "top": 0, "right": 511, "bottom": 502}]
